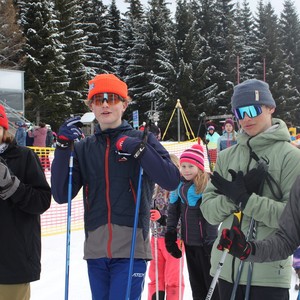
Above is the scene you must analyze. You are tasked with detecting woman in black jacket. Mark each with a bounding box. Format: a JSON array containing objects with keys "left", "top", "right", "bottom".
[{"left": 0, "top": 105, "right": 51, "bottom": 300}]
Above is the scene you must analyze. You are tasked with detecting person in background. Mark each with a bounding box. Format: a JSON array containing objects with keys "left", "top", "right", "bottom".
[
  {"left": 45, "top": 125, "right": 54, "bottom": 148},
  {"left": 15, "top": 121, "right": 26, "bottom": 147},
  {"left": 217, "top": 118, "right": 237, "bottom": 152},
  {"left": 51, "top": 73, "right": 180, "bottom": 299},
  {"left": 29, "top": 122, "right": 47, "bottom": 147},
  {"left": 201, "top": 79, "right": 300, "bottom": 300},
  {"left": 26, "top": 124, "right": 34, "bottom": 146},
  {"left": 148, "top": 154, "right": 184, "bottom": 300},
  {"left": 166, "top": 144, "right": 219, "bottom": 300},
  {"left": 28, "top": 122, "right": 48, "bottom": 170},
  {"left": 205, "top": 125, "right": 220, "bottom": 149},
  {"left": 44, "top": 125, "right": 54, "bottom": 171},
  {"left": 148, "top": 121, "right": 161, "bottom": 141},
  {"left": 0, "top": 105, "right": 51, "bottom": 300},
  {"left": 206, "top": 125, "right": 220, "bottom": 143}
]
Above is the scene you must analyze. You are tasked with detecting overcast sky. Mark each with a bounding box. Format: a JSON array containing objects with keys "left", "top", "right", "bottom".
[{"left": 103, "top": 0, "right": 300, "bottom": 18}]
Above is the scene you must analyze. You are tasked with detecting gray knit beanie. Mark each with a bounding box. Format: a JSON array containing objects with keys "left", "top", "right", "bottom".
[{"left": 231, "top": 79, "right": 276, "bottom": 111}]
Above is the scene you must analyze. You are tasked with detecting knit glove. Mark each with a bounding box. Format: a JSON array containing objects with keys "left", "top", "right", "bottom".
[
  {"left": 0, "top": 162, "right": 20, "bottom": 200},
  {"left": 211, "top": 170, "right": 250, "bottom": 209},
  {"left": 57, "top": 116, "right": 83, "bottom": 149},
  {"left": 217, "top": 226, "right": 253, "bottom": 260},
  {"left": 165, "top": 229, "right": 182, "bottom": 258}
]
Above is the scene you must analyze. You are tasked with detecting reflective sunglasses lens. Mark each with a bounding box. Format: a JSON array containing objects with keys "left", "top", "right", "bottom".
[
  {"left": 92, "top": 93, "right": 121, "bottom": 105},
  {"left": 234, "top": 105, "right": 262, "bottom": 120}
]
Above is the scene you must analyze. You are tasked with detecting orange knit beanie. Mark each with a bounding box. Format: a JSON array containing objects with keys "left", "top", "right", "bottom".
[{"left": 87, "top": 74, "right": 128, "bottom": 100}]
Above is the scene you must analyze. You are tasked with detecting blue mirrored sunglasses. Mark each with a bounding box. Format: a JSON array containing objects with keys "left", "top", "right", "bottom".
[{"left": 234, "top": 105, "right": 263, "bottom": 120}]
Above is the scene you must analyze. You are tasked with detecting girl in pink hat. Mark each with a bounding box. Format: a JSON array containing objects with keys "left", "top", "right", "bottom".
[{"left": 166, "top": 144, "right": 220, "bottom": 300}]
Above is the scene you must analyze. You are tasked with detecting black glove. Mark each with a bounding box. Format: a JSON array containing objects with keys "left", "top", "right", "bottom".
[
  {"left": 116, "top": 135, "right": 146, "bottom": 159},
  {"left": 211, "top": 170, "right": 250, "bottom": 209},
  {"left": 0, "top": 162, "right": 20, "bottom": 200},
  {"left": 165, "top": 230, "right": 182, "bottom": 258},
  {"left": 57, "top": 116, "right": 83, "bottom": 149},
  {"left": 217, "top": 226, "right": 252, "bottom": 260},
  {"left": 228, "top": 168, "right": 267, "bottom": 195}
]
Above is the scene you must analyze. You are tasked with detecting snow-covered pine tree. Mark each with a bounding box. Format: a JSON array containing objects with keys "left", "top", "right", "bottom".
[
  {"left": 279, "top": 0, "right": 300, "bottom": 93},
  {"left": 54, "top": 0, "right": 88, "bottom": 116},
  {"left": 106, "top": 0, "right": 121, "bottom": 73},
  {"left": 123, "top": 0, "right": 174, "bottom": 126},
  {"left": 81, "top": 0, "right": 112, "bottom": 77},
  {"left": 0, "top": 0, "right": 24, "bottom": 69},
  {"left": 20, "top": 0, "right": 70, "bottom": 127},
  {"left": 234, "top": 0, "right": 257, "bottom": 81},
  {"left": 253, "top": 1, "right": 300, "bottom": 122}
]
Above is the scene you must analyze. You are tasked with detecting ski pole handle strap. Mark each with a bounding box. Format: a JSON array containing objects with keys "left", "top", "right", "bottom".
[{"left": 133, "top": 141, "right": 146, "bottom": 158}]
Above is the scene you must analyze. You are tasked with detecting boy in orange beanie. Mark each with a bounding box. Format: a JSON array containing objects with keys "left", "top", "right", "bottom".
[{"left": 51, "top": 74, "right": 180, "bottom": 299}]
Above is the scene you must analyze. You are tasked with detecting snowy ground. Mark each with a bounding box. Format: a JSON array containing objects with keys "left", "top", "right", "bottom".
[{"left": 31, "top": 230, "right": 299, "bottom": 300}]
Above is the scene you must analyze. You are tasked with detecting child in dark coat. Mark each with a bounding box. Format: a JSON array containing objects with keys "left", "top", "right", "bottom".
[{"left": 166, "top": 144, "right": 220, "bottom": 300}]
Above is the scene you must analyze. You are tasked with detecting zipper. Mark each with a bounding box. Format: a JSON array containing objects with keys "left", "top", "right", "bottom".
[
  {"left": 105, "top": 137, "right": 113, "bottom": 258},
  {"left": 129, "top": 179, "right": 137, "bottom": 204},
  {"left": 180, "top": 184, "right": 189, "bottom": 243}
]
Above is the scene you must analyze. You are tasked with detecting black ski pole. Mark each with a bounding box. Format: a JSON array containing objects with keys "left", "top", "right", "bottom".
[{"left": 230, "top": 217, "right": 255, "bottom": 300}]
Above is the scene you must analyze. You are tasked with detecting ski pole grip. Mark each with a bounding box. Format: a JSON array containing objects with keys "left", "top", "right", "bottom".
[
  {"left": 225, "top": 210, "right": 243, "bottom": 251},
  {"left": 231, "top": 210, "right": 242, "bottom": 228}
]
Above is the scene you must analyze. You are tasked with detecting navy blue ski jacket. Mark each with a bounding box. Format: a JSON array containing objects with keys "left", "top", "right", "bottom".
[{"left": 51, "top": 120, "right": 180, "bottom": 258}]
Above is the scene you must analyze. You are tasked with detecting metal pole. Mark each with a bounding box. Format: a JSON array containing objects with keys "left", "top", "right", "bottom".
[
  {"left": 154, "top": 222, "right": 159, "bottom": 300},
  {"left": 205, "top": 250, "right": 228, "bottom": 300},
  {"left": 125, "top": 167, "right": 144, "bottom": 300},
  {"left": 176, "top": 99, "right": 181, "bottom": 142},
  {"left": 65, "top": 143, "right": 74, "bottom": 300},
  {"left": 237, "top": 55, "right": 240, "bottom": 84}
]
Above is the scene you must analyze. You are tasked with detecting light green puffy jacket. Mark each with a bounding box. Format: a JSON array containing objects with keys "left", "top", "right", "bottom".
[{"left": 201, "top": 118, "right": 300, "bottom": 288}]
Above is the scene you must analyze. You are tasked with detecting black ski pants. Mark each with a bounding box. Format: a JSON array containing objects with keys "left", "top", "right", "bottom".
[{"left": 185, "top": 244, "right": 220, "bottom": 300}]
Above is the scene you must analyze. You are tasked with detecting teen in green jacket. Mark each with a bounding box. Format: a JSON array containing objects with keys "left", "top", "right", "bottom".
[{"left": 201, "top": 79, "right": 300, "bottom": 300}]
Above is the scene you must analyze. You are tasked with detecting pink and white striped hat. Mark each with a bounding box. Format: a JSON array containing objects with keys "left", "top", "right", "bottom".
[{"left": 180, "top": 144, "right": 204, "bottom": 171}]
